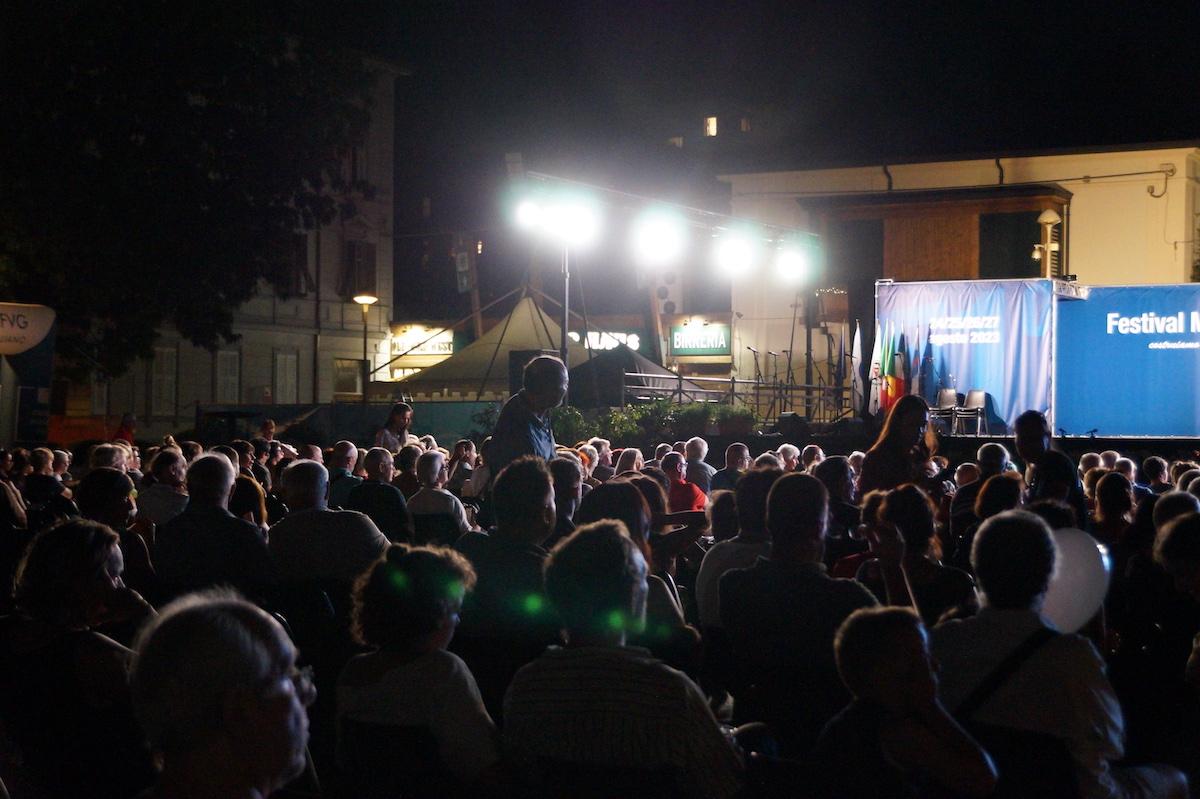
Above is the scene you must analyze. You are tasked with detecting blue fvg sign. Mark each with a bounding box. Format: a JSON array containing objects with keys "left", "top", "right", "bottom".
[{"left": 1056, "top": 285, "right": 1200, "bottom": 438}]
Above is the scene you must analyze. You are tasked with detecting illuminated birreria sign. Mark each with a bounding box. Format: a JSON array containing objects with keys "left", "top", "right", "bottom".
[{"left": 670, "top": 322, "right": 731, "bottom": 357}]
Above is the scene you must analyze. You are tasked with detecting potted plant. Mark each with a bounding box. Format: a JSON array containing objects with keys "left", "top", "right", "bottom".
[{"left": 715, "top": 404, "right": 756, "bottom": 437}]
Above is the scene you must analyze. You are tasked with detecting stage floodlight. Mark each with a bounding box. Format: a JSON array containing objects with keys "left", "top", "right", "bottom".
[
  {"left": 713, "top": 229, "right": 759, "bottom": 279},
  {"left": 775, "top": 245, "right": 809, "bottom": 285},
  {"left": 515, "top": 199, "right": 542, "bottom": 231},
  {"left": 630, "top": 207, "right": 688, "bottom": 268},
  {"left": 546, "top": 198, "right": 601, "bottom": 248}
]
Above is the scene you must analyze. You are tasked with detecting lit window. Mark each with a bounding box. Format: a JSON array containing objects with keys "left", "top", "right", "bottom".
[
  {"left": 740, "top": 117, "right": 751, "bottom": 133},
  {"left": 704, "top": 117, "right": 718, "bottom": 137},
  {"left": 667, "top": 136, "right": 684, "bottom": 148}
]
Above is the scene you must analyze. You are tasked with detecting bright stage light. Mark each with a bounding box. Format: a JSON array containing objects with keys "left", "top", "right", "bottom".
[
  {"left": 544, "top": 197, "right": 601, "bottom": 248},
  {"left": 775, "top": 246, "right": 809, "bottom": 285},
  {"left": 713, "top": 229, "right": 760, "bottom": 279},
  {"left": 630, "top": 207, "right": 688, "bottom": 268},
  {"left": 515, "top": 199, "right": 542, "bottom": 231}
]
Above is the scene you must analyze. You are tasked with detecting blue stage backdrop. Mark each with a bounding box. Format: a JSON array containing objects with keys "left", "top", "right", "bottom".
[
  {"left": 1056, "top": 284, "right": 1200, "bottom": 438},
  {"left": 876, "top": 279, "right": 1053, "bottom": 433}
]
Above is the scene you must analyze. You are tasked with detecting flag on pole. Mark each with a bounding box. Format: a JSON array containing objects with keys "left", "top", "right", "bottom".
[
  {"left": 851, "top": 320, "right": 864, "bottom": 412},
  {"left": 835, "top": 324, "right": 846, "bottom": 386},
  {"left": 867, "top": 322, "right": 882, "bottom": 416},
  {"left": 879, "top": 322, "right": 895, "bottom": 413},
  {"left": 910, "top": 331, "right": 922, "bottom": 396}
]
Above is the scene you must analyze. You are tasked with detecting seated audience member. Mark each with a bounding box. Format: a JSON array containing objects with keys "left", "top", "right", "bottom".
[
  {"left": 576, "top": 480, "right": 698, "bottom": 670},
  {"left": 1144, "top": 456, "right": 1173, "bottom": 495},
  {"left": 933, "top": 510, "right": 1187, "bottom": 799},
  {"left": 628, "top": 475, "right": 707, "bottom": 611},
  {"left": 950, "top": 442, "right": 1012, "bottom": 544},
  {"left": 1080, "top": 452, "right": 1104, "bottom": 480},
  {"left": 576, "top": 443, "right": 602, "bottom": 487},
  {"left": 1101, "top": 450, "right": 1121, "bottom": 470},
  {"left": 0, "top": 520, "right": 156, "bottom": 798},
  {"left": 1084, "top": 466, "right": 1110, "bottom": 508},
  {"left": 814, "top": 456, "right": 863, "bottom": 563},
  {"left": 130, "top": 592, "right": 315, "bottom": 799},
  {"left": 156, "top": 454, "right": 277, "bottom": 602},
  {"left": 831, "top": 490, "right": 887, "bottom": 579},
  {"left": 695, "top": 468, "right": 782, "bottom": 630},
  {"left": 708, "top": 489, "right": 738, "bottom": 543},
  {"left": 407, "top": 449, "right": 472, "bottom": 543},
  {"left": 337, "top": 545, "right": 498, "bottom": 787},
  {"left": 812, "top": 607, "right": 997, "bottom": 799},
  {"left": 229, "top": 474, "right": 269, "bottom": 536},
  {"left": 1115, "top": 457, "right": 1151, "bottom": 501},
  {"left": 1026, "top": 498, "right": 1079, "bottom": 531},
  {"left": 76, "top": 467, "right": 156, "bottom": 599},
  {"left": 777, "top": 444, "right": 800, "bottom": 472},
  {"left": 848, "top": 450, "right": 866, "bottom": 476},
  {"left": 955, "top": 461, "right": 981, "bottom": 489},
  {"left": 250, "top": 437, "right": 273, "bottom": 490},
  {"left": 462, "top": 437, "right": 494, "bottom": 499},
  {"left": 647, "top": 442, "right": 672, "bottom": 471},
  {"left": 269, "top": 459, "right": 388, "bottom": 584},
  {"left": 662, "top": 451, "right": 706, "bottom": 512},
  {"left": 614, "top": 446, "right": 644, "bottom": 475},
  {"left": 950, "top": 472, "right": 1024, "bottom": 572},
  {"left": 446, "top": 439, "right": 477, "bottom": 496},
  {"left": 138, "top": 449, "right": 189, "bottom": 526},
  {"left": 1094, "top": 472, "right": 1135, "bottom": 548},
  {"left": 229, "top": 439, "right": 257, "bottom": 481},
  {"left": 327, "top": 440, "right": 364, "bottom": 509},
  {"left": 685, "top": 436, "right": 716, "bottom": 493},
  {"left": 90, "top": 442, "right": 127, "bottom": 473},
  {"left": 545, "top": 456, "right": 583, "bottom": 549},
  {"left": 858, "top": 484, "right": 978, "bottom": 625},
  {"left": 452, "top": 456, "right": 560, "bottom": 722},
  {"left": 801, "top": 444, "right": 825, "bottom": 472},
  {"left": 1015, "top": 409, "right": 1089, "bottom": 527},
  {"left": 503, "top": 521, "right": 744, "bottom": 799},
  {"left": 346, "top": 447, "right": 413, "bottom": 543},
  {"left": 711, "top": 443, "right": 751, "bottom": 492},
  {"left": 393, "top": 443, "right": 424, "bottom": 499},
  {"left": 23, "top": 446, "right": 71, "bottom": 504},
  {"left": 1154, "top": 513, "right": 1200, "bottom": 685},
  {"left": 1181, "top": 469, "right": 1200, "bottom": 494},
  {"left": 587, "top": 437, "right": 616, "bottom": 482},
  {"left": 52, "top": 448, "right": 73, "bottom": 483},
  {"left": 720, "top": 473, "right": 878, "bottom": 755},
  {"left": 754, "top": 450, "right": 783, "bottom": 469}
]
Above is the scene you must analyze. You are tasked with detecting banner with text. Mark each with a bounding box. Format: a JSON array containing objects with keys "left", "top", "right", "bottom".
[
  {"left": 1056, "top": 285, "right": 1200, "bottom": 437},
  {"left": 876, "top": 280, "right": 1053, "bottom": 432}
]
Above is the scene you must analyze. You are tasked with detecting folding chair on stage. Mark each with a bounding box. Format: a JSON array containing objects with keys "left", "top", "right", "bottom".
[{"left": 954, "top": 390, "right": 989, "bottom": 436}]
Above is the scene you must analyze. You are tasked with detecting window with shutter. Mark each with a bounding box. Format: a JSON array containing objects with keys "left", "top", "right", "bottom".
[
  {"left": 152, "top": 347, "right": 178, "bottom": 416},
  {"left": 274, "top": 352, "right": 298, "bottom": 404},
  {"left": 340, "top": 240, "right": 377, "bottom": 299},
  {"left": 216, "top": 351, "right": 240, "bottom": 403}
]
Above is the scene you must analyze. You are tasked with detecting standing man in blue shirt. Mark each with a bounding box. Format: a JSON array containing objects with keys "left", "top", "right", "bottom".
[{"left": 489, "top": 356, "right": 568, "bottom": 475}]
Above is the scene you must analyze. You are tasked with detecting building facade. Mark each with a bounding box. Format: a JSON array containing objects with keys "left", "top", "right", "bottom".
[
  {"left": 48, "top": 67, "right": 398, "bottom": 444},
  {"left": 721, "top": 144, "right": 1200, "bottom": 386}
]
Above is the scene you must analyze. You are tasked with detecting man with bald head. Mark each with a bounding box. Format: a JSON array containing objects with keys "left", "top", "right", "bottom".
[
  {"left": 950, "top": 442, "right": 1012, "bottom": 544},
  {"left": 326, "top": 439, "right": 363, "bottom": 509},
  {"left": 346, "top": 447, "right": 413, "bottom": 542},
  {"left": 155, "top": 454, "right": 277, "bottom": 602},
  {"left": 488, "top": 355, "right": 568, "bottom": 476},
  {"left": 268, "top": 459, "right": 388, "bottom": 583},
  {"left": 711, "top": 443, "right": 751, "bottom": 493}
]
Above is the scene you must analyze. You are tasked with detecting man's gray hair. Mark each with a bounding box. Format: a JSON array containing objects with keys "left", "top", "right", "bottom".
[
  {"left": 417, "top": 449, "right": 445, "bottom": 486},
  {"left": 131, "top": 590, "right": 292, "bottom": 755},
  {"left": 777, "top": 444, "right": 799, "bottom": 460},
  {"left": 363, "top": 447, "right": 393, "bottom": 477},
  {"left": 685, "top": 437, "right": 708, "bottom": 460},
  {"left": 282, "top": 459, "right": 328, "bottom": 503},
  {"left": 186, "top": 454, "right": 235, "bottom": 506},
  {"left": 977, "top": 442, "right": 1011, "bottom": 474},
  {"left": 89, "top": 443, "right": 125, "bottom": 471}
]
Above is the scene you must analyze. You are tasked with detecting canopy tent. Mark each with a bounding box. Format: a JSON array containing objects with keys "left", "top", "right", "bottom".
[
  {"left": 392, "top": 295, "right": 590, "bottom": 399},
  {"left": 569, "top": 344, "right": 708, "bottom": 407}
]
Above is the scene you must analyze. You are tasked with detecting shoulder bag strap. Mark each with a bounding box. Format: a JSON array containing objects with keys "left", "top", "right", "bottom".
[{"left": 954, "top": 627, "right": 1059, "bottom": 720}]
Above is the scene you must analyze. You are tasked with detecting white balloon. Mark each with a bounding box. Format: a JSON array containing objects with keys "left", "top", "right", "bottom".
[{"left": 1041, "top": 528, "right": 1111, "bottom": 633}]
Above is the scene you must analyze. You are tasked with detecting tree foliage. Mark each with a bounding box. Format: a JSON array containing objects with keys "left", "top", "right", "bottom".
[{"left": 0, "top": 2, "right": 380, "bottom": 376}]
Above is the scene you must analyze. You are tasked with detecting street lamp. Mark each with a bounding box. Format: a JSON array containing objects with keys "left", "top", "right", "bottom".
[
  {"left": 513, "top": 191, "right": 601, "bottom": 362},
  {"left": 353, "top": 293, "right": 378, "bottom": 405}
]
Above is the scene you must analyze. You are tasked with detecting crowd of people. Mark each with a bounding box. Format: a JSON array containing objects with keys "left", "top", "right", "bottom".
[{"left": 2, "top": 359, "right": 1200, "bottom": 797}]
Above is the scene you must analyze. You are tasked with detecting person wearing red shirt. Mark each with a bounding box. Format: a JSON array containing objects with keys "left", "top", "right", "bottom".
[{"left": 663, "top": 452, "right": 706, "bottom": 512}]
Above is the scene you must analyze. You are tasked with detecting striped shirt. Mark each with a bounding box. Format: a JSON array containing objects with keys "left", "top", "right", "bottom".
[{"left": 503, "top": 645, "right": 742, "bottom": 799}]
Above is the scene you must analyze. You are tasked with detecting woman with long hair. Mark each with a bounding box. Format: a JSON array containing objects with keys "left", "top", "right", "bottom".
[
  {"left": 375, "top": 402, "right": 418, "bottom": 454},
  {"left": 858, "top": 395, "right": 934, "bottom": 496}
]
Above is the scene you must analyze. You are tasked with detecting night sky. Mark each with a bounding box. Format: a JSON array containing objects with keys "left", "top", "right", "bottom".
[{"left": 342, "top": 1, "right": 1200, "bottom": 317}]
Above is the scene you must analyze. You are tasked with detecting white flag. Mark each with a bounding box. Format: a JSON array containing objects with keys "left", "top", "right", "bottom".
[
  {"left": 867, "top": 322, "right": 882, "bottom": 416},
  {"left": 851, "top": 320, "right": 864, "bottom": 412}
]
